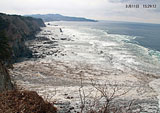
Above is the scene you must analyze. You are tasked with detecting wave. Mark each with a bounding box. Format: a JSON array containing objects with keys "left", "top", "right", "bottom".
[{"left": 60, "top": 24, "right": 160, "bottom": 76}]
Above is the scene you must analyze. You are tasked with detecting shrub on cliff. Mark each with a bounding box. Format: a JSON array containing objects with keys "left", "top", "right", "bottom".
[{"left": 0, "top": 90, "right": 57, "bottom": 113}]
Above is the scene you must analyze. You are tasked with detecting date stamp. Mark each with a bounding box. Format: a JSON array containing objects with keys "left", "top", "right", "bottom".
[{"left": 126, "top": 4, "right": 156, "bottom": 8}]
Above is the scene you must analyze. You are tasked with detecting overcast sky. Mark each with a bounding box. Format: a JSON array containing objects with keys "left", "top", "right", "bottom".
[{"left": 0, "top": 0, "right": 160, "bottom": 23}]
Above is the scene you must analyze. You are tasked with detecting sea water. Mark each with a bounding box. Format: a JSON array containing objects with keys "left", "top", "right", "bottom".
[{"left": 50, "top": 21, "right": 160, "bottom": 76}]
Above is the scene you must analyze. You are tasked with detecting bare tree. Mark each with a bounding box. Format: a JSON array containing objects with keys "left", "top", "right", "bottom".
[
  {"left": 78, "top": 77, "right": 147, "bottom": 113},
  {"left": 90, "top": 79, "right": 132, "bottom": 113}
]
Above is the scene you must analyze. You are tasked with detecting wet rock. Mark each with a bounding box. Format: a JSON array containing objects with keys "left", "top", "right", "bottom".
[
  {"left": 69, "top": 107, "right": 74, "bottom": 110},
  {"left": 60, "top": 38, "right": 67, "bottom": 40},
  {"left": 66, "top": 96, "right": 74, "bottom": 99},
  {"left": 100, "top": 51, "right": 103, "bottom": 54},
  {"left": 60, "top": 28, "right": 63, "bottom": 33},
  {"left": 43, "top": 41, "right": 57, "bottom": 44},
  {"left": 52, "top": 37, "right": 55, "bottom": 40}
]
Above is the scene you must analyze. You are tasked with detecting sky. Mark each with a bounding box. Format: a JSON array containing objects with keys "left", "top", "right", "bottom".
[{"left": 0, "top": 0, "right": 160, "bottom": 24}]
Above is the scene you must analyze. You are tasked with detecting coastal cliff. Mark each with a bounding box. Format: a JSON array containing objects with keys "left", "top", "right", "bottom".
[
  {"left": 0, "top": 13, "right": 45, "bottom": 92},
  {"left": 0, "top": 13, "right": 45, "bottom": 62}
]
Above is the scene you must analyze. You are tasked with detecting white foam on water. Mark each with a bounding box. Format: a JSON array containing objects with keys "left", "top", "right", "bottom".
[
  {"left": 43, "top": 21, "right": 160, "bottom": 75},
  {"left": 60, "top": 26, "right": 139, "bottom": 71}
]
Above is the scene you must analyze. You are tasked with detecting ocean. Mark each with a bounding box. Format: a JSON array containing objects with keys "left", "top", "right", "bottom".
[{"left": 50, "top": 21, "right": 160, "bottom": 76}]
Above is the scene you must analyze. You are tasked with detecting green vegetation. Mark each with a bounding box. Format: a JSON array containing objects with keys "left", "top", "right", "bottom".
[
  {"left": 0, "top": 16, "right": 9, "bottom": 30},
  {"left": 0, "top": 31, "right": 12, "bottom": 62},
  {"left": 0, "top": 17, "right": 12, "bottom": 63}
]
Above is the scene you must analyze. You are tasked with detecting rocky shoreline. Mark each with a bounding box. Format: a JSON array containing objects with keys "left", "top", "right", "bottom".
[{"left": 10, "top": 23, "right": 159, "bottom": 113}]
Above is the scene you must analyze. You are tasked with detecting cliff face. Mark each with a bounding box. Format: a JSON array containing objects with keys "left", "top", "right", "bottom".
[
  {"left": 0, "top": 62, "right": 13, "bottom": 92},
  {"left": 0, "top": 13, "right": 45, "bottom": 62},
  {"left": 0, "top": 13, "right": 45, "bottom": 92}
]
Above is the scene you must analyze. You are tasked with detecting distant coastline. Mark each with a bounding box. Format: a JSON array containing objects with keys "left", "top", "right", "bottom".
[{"left": 25, "top": 14, "right": 98, "bottom": 22}]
